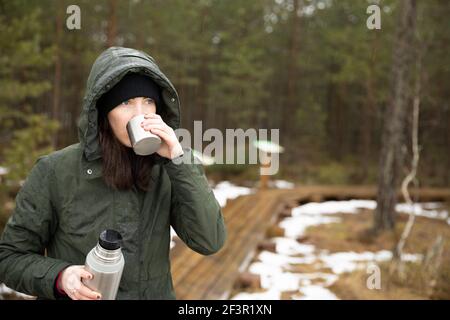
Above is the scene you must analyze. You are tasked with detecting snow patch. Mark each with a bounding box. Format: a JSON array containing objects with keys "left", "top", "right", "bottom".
[
  {"left": 291, "top": 200, "right": 377, "bottom": 216},
  {"left": 272, "top": 180, "right": 295, "bottom": 189},
  {"left": 0, "top": 166, "right": 9, "bottom": 175},
  {"left": 0, "top": 283, "right": 34, "bottom": 300},
  {"left": 273, "top": 237, "right": 315, "bottom": 256},
  {"left": 396, "top": 203, "right": 448, "bottom": 221},
  {"left": 232, "top": 200, "right": 434, "bottom": 300},
  {"left": 231, "top": 289, "right": 281, "bottom": 300},
  {"left": 293, "top": 285, "right": 339, "bottom": 300},
  {"left": 212, "top": 181, "right": 253, "bottom": 208},
  {"left": 258, "top": 250, "right": 314, "bottom": 267},
  {"left": 280, "top": 215, "right": 341, "bottom": 238}
]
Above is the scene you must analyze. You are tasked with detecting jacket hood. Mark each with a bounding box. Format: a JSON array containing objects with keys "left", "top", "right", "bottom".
[{"left": 78, "top": 46, "right": 181, "bottom": 162}]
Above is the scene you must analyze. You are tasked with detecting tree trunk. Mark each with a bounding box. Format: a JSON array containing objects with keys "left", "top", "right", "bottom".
[
  {"left": 359, "top": 32, "right": 379, "bottom": 181},
  {"left": 447, "top": 105, "right": 450, "bottom": 185},
  {"left": 107, "top": 0, "right": 118, "bottom": 47},
  {"left": 284, "top": 0, "right": 302, "bottom": 143},
  {"left": 195, "top": 5, "right": 210, "bottom": 122},
  {"left": 374, "top": 0, "right": 417, "bottom": 232},
  {"left": 52, "top": 1, "right": 63, "bottom": 149}
]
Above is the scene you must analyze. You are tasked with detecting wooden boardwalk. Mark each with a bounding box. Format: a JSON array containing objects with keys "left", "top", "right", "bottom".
[{"left": 169, "top": 186, "right": 450, "bottom": 300}]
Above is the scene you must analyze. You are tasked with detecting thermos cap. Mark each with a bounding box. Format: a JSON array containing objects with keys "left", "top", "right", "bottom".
[{"left": 99, "top": 229, "right": 123, "bottom": 250}]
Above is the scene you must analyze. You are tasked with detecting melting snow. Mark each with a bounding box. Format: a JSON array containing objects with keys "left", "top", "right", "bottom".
[
  {"left": 291, "top": 200, "right": 448, "bottom": 223},
  {"left": 0, "top": 166, "right": 9, "bottom": 175},
  {"left": 170, "top": 226, "right": 177, "bottom": 249},
  {"left": 257, "top": 250, "right": 314, "bottom": 267},
  {"left": 0, "top": 283, "right": 34, "bottom": 300},
  {"left": 291, "top": 200, "right": 377, "bottom": 216},
  {"left": 272, "top": 180, "right": 295, "bottom": 189},
  {"left": 396, "top": 203, "right": 449, "bottom": 221},
  {"left": 232, "top": 200, "right": 439, "bottom": 300},
  {"left": 280, "top": 215, "right": 341, "bottom": 238},
  {"left": 293, "top": 285, "right": 339, "bottom": 300},
  {"left": 273, "top": 237, "right": 315, "bottom": 256},
  {"left": 231, "top": 289, "right": 281, "bottom": 300},
  {"left": 319, "top": 250, "right": 391, "bottom": 274},
  {"left": 212, "top": 181, "right": 253, "bottom": 208}
]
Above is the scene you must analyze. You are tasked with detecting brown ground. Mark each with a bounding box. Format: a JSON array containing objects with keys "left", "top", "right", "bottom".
[{"left": 303, "top": 209, "right": 450, "bottom": 300}]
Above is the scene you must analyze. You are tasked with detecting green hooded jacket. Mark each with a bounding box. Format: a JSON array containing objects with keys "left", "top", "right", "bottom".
[{"left": 0, "top": 47, "right": 226, "bottom": 300}]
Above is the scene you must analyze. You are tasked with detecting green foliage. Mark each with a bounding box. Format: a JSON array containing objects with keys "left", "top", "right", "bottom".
[
  {"left": 315, "top": 162, "right": 350, "bottom": 185},
  {"left": 0, "top": 2, "right": 55, "bottom": 152},
  {"left": 2, "top": 114, "right": 60, "bottom": 185},
  {"left": 0, "top": 0, "right": 448, "bottom": 187},
  {"left": 0, "top": 5, "right": 53, "bottom": 103}
]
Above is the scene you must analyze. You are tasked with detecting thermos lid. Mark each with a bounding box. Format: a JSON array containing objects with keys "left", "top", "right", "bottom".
[{"left": 99, "top": 229, "right": 123, "bottom": 250}]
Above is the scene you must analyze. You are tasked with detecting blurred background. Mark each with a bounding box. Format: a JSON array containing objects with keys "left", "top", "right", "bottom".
[{"left": 0, "top": 0, "right": 449, "bottom": 300}]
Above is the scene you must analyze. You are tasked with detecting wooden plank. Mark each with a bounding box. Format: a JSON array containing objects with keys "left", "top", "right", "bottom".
[
  {"left": 170, "top": 195, "right": 248, "bottom": 276},
  {"left": 201, "top": 192, "right": 286, "bottom": 299},
  {"left": 173, "top": 192, "right": 268, "bottom": 299},
  {"left": 173, "top": 190, "right": 283, "bottom": 299},
  {"left": 170, "top": 194, "right": 253, "bottom": 287}
]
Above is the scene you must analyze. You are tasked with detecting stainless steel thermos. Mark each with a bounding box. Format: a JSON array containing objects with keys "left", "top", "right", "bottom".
[
  {"left": 82, "top": 229, "right": 125, "bottom": 300},
  {"left": 126, "top": 114, "right": 161, "bottom": 155}
]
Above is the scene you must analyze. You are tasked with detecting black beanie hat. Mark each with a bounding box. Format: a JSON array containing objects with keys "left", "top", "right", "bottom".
[{"left": 97, "top": 72, "right": 162, "bottom": 117}]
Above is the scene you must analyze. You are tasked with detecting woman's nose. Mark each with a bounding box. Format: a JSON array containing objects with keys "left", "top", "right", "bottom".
[{"left": 134, "top": 99, "right": 144, "bottom": 115}]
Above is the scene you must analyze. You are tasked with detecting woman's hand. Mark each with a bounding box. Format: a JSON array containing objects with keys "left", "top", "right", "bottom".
[
  {"left": 141, "top": 113, "right": 184, "bottom": 159},
  {"left": 58, "top": 265, "right": 102, "bottom": 300}
]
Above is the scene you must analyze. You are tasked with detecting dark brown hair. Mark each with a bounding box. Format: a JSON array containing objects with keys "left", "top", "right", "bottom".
[{"left": 97, "top": 113, "right": 154, "bottom": 192}]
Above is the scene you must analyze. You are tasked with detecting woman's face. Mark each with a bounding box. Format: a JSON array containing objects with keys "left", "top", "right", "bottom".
[{"left": 107, "top": 97, "right": 157, "bottom": 147}]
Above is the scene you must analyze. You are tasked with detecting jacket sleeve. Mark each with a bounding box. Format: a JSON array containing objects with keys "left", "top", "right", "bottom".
[
  {"left": 0, "top": 156, "right": 72, "bottom": 299},
  {"left": 167, "top": 148, "right": 226, "bottom": 255}
]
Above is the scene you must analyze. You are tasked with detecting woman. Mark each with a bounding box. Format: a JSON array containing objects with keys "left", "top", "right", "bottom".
[{"left": 0, "top": 47, "right": 226, "bottom": 300}]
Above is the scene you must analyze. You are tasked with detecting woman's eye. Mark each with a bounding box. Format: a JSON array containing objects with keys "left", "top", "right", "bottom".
[
  {"left": 121, "top": 100, "right": 130, "bottom": 105},
  {"left": 145, "top": 98, "right": 154, "bottom": 104}
]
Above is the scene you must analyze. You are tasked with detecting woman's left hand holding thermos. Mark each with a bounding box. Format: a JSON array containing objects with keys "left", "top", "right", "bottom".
[{"left": 58, "top": 265, "right": 102, "bottom": 300}]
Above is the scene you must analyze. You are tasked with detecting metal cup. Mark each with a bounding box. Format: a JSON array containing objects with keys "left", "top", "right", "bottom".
[{"left": 126, "top": 114, "right": 161, "bottom": 156}]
